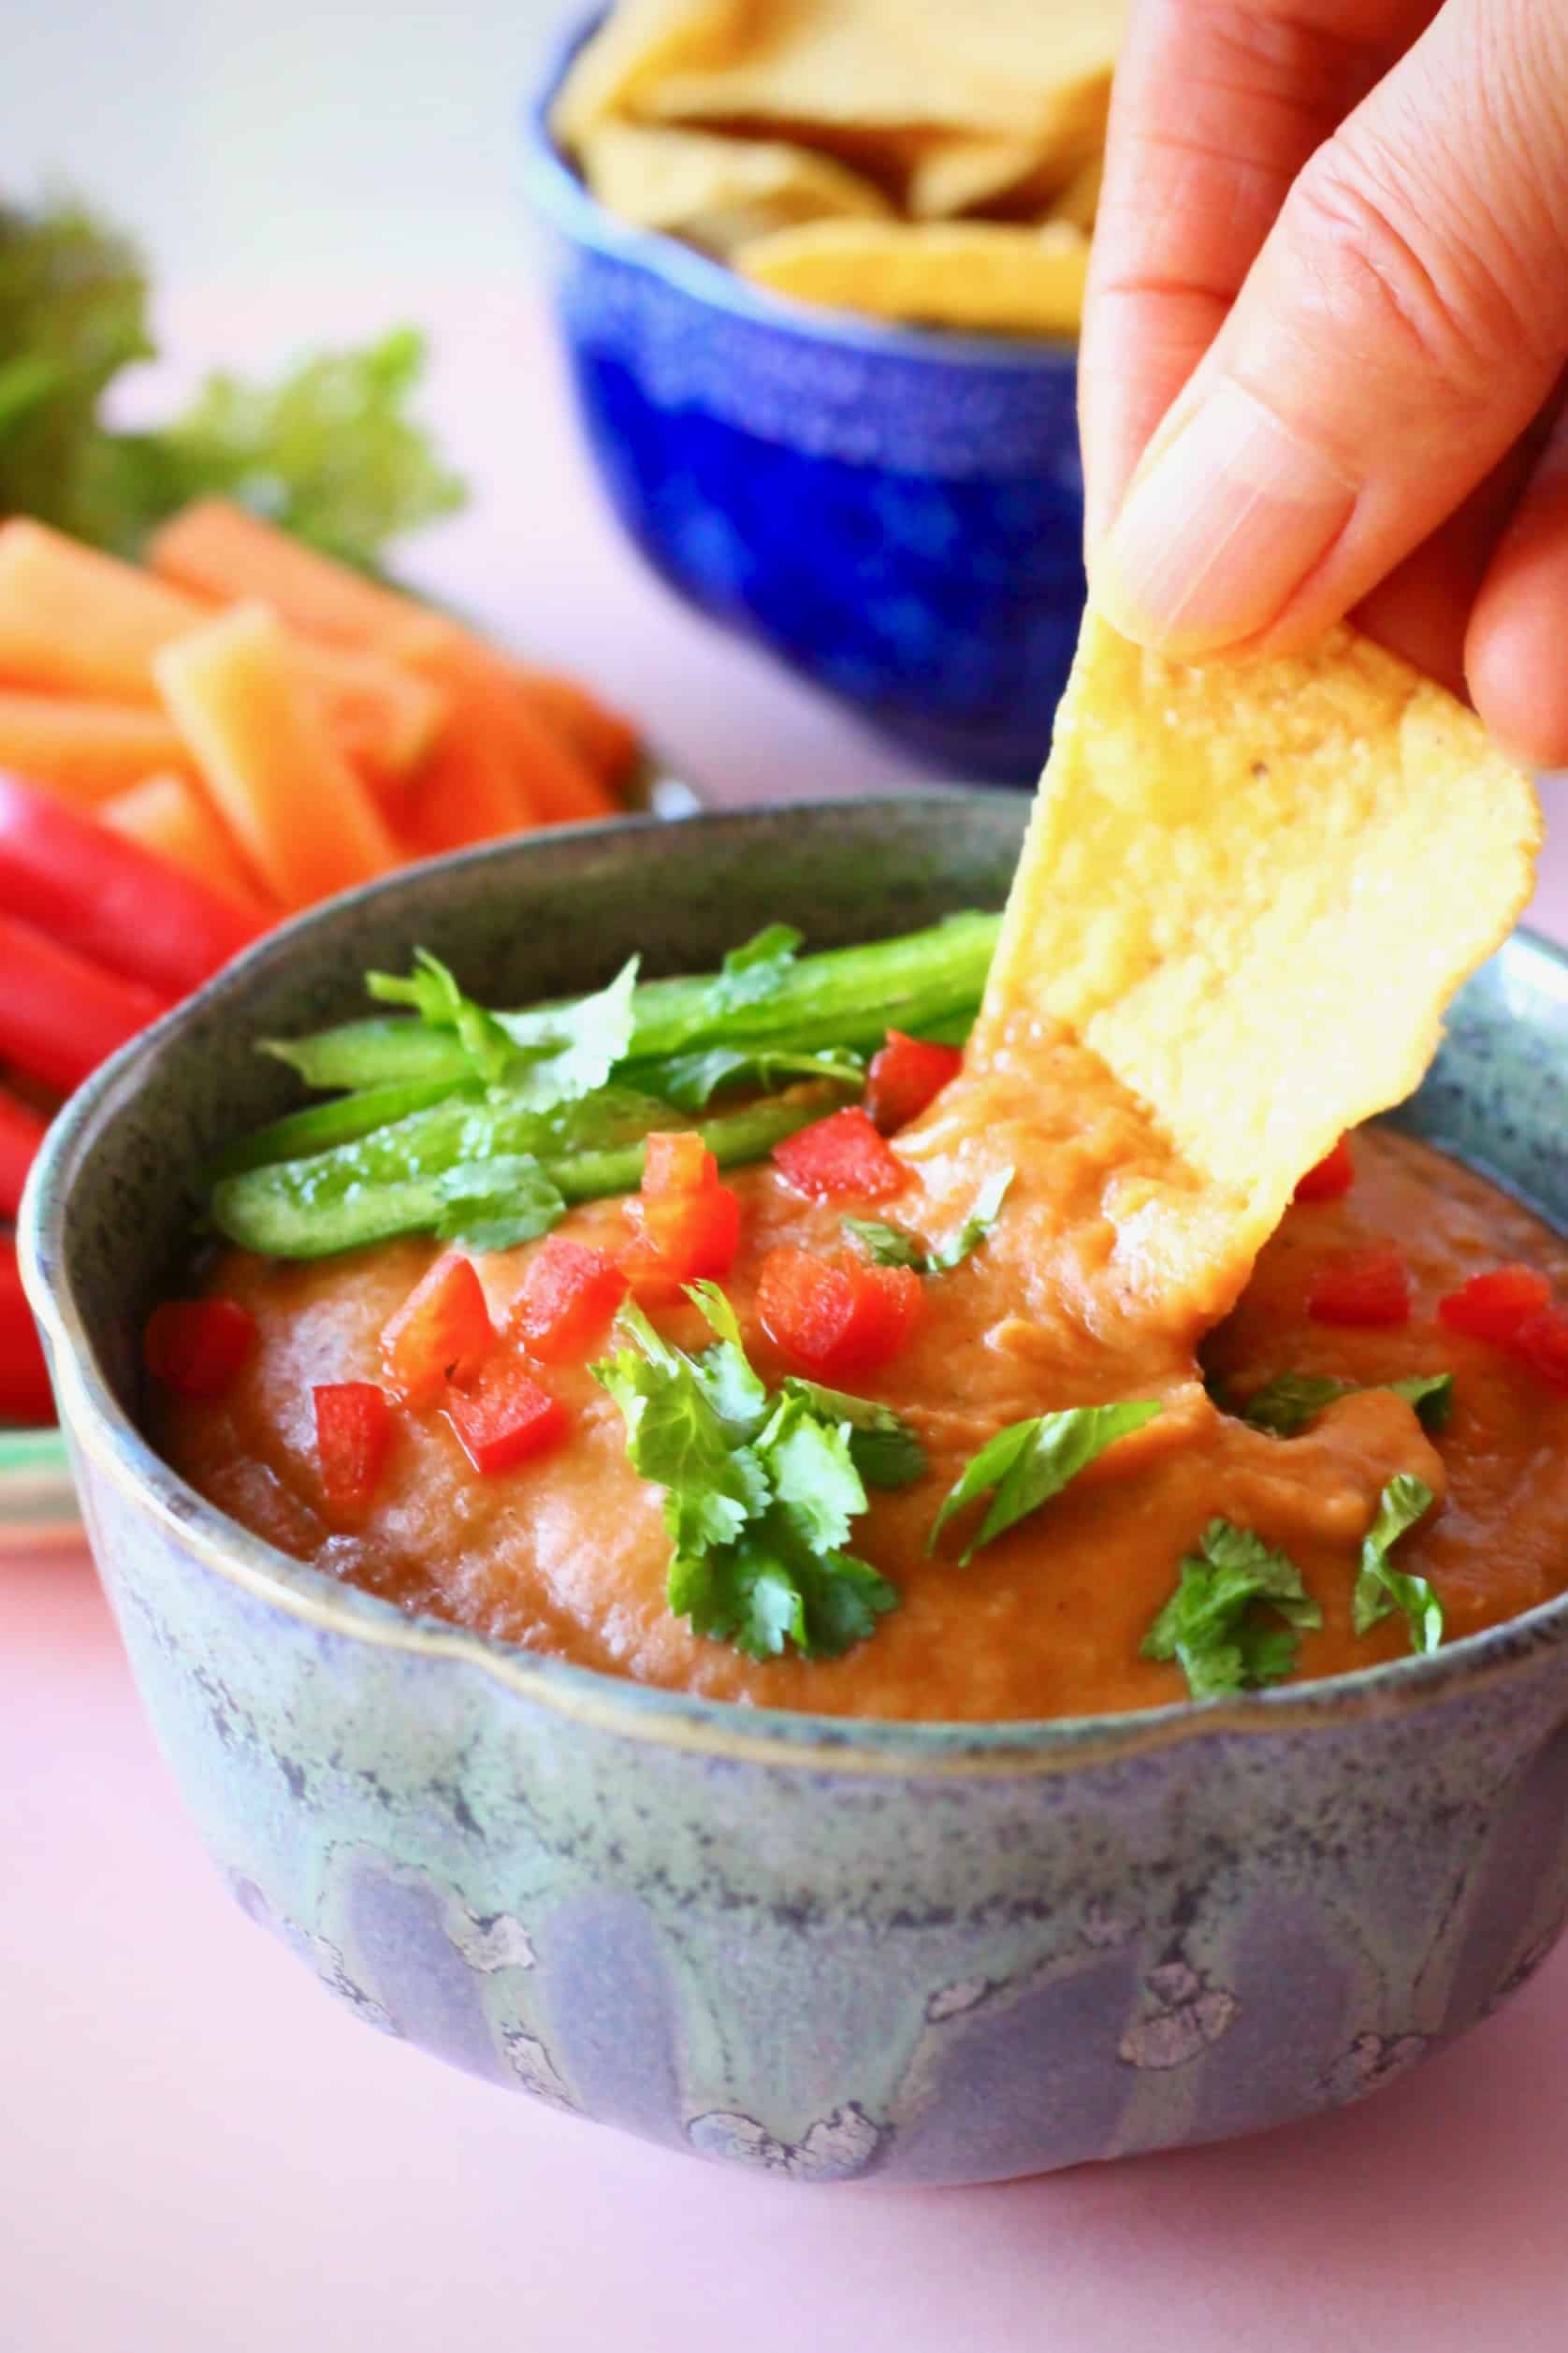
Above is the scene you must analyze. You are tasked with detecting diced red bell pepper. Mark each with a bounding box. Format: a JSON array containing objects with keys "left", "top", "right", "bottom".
[
  {"left": 772, "top": 1105, "right": 909, "bottom": 1203},
  {"left": 313, "top": 1381, "right": 395, "bottom": 1511},
  {"left": 380, "top": 1252, "right": 493, "bottom": 1407},
  {"left": 757, "top": 1245, "right": 922, "bottom": 1379},
  {"left": 445, "top": 1356, "right": 567, "bottom": 1475},
  {"left": 1510, "top": 1305, "right": 1568, "bottom": 1396},
  {"left": 1307, "top": 1244, "right": 1412, "bottom": 1328},
  {"left": 622, "top": 1184, "right": 742, "bottom": 1293},
  {"left": 642, "top": 1130, "right": 719, "bottom": 1198},
  {"left": 510, "top": 1236, "right": 629, "bottom": 1360},
  {"left": 0, "top": 910, "right": 172, "bottom": 1096},
  {"left": 865, "top": 1030, "right": 963, "bottom": 1134},
  {"left": 0, "top": 1090, "right": 50, "bottom": 1220},
  {"left": 143, "top": 1296, "right": 255, "bottom": 1400},
  {"left": 0, "top": 771, "right": 266, "bottom": 1000},
  {"left": 1437, "top": 1264, "right": 1551, "bottom": 1344},
  {"left": 1294, "top": 1135, "right": 1356, "bottom": 1203},
  {"left": 0, "top": 1235, "right": 53, "bottom": 1424}
]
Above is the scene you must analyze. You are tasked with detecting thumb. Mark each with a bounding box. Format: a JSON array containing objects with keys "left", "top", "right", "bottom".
[{"left": 1092, "top": 0, "right": 1568, "bottom": 659}]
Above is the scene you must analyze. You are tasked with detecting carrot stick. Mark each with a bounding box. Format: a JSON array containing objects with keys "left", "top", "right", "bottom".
[
  {"left": 99, "top": 774, "right": 277, "bottom": 917},
  {"left": 0, "top": 690, "right": 197, "bottom": 804},
  {"left": 150, "top": 500, "right": 635, "bottom": 798},
  {"left": 149, "top": 498, "right": 450, "bottom": 664},
  {"left": 418, "top": 643, "right": 615, "bottom": 827},
  {"left": 396, "top": 692, "right": 537, "bottom": 858},
  {"left": 0, "top": 520, "right": 207, "bottom": 701},
  {"left": 0, "top": 518, "right": 444, "bottom": 784},
  {"left": 153, "top": 604, "right": 399, "bottom": 910}
]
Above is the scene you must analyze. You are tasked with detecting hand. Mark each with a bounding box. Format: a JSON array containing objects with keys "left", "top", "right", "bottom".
[{"left": 1080, "top": 0, "right": 1568, "bottom": 765}]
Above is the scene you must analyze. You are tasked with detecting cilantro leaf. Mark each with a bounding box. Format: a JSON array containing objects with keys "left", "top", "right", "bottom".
[
  {"left": 1353, "top": 1474, "right": 1442, "bottom": 1651},
  {"left": 780, "top": 1377, "right": 926, "bottom": 1489},
  {"left": 647, "top": 1042, "right": 864, "bottom": 1111},
  {"left": 591, "top": 1295, "right": 904, "bottom": 1661},
  {"left": 930, "top": 1399, "right": 1162, "bottom": 1564},
  {"left": 368, "top": 950, "right": 522, "bottom": 1086},
  {"left": 1141, "top": 1519, "right": 1321, "bottom": 1699},
  {"left": 1240, "top": 1369, "right": 1454, "bottom": 1437},
  {"left": 707, "top": 924, "right": 804, "bottom": 1014},
  {"left": 844, "top": 1168, "right": 1014, "bottom": 1278},
  {"left": 432, "top": 1155, "right": 564, "bottom": 1253},
  {"left": 592, "top": 1303, "right": 767, "bottom": 1559}
]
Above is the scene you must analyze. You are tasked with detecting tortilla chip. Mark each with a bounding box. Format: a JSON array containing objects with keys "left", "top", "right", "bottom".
[
  {"left": 641, "top": 0, "right": 1065, "bottom": 139},
  {"left": 734, "top": 217, "right": 1088, "bottom": 332},
  {"left": 978, "top": 612, "right": 1543, "bottom": 1314},
  {"left": 552, "top": 0, "right": 753, "bottom": 147},
  {"left": 903, "top": 135, "right": 1053, "bottom": 221},
  {"left": 577, "top": 120, "right": 891, "bottom": 251}
]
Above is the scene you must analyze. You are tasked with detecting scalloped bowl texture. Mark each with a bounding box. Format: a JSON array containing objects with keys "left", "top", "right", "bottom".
[
  {"left": 522, "top": 12, "right": 1085, "bottom": 785},
  {"left": 22, "top": 798, "right": 1568, "bottom": 2186}
]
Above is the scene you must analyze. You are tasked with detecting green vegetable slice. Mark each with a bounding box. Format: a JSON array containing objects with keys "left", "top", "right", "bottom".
[
  {"left": 1353, "top": 1474, "right": 1442, "bottom": 1652},
  {"left": 1141, "top": 1519, "right": 1322, "bottom": 1698},
  {"left": 706, "top": 923, "right": 803, "bottom": 1013},
  {"left": 929, "top": 1399, "right": 1162, "bottom": 1564}
]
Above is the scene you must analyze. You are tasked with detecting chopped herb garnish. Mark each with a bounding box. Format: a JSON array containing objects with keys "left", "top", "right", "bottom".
[
  {"left": 845, "top": 1167, "right": 1014, "bottom": 1277},
  {"left": 1353, "top": 1474, "right": 1442, "bottom": 1652},
  {"left": 592, "top": 1290, "right": 917, "bottom": 1660},
  {"left": 649, "top": 1043, "right": 864, "bottom": 1111},
  {"left": 1141, "top": 1519, "right": 1322, "bottom": 1698},
  {"left": 779, "top": 1376, "right": 927, "bottom": 1489},
  {"left": 1239, "top": 1369, "right": 1453, "bottom": 1437},
  {"left": 706, "top": 923, "right": 805, "bottom": 1013},
  {"left": 929, "top": 1398, "right": 1162, "bottom": 1564},
  {"left": 432, "top": 1155, "right": 565, "bottom": 1253}
]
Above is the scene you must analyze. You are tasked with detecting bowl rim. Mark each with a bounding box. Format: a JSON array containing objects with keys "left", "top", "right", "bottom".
[
  {"left": 520, "top": 3, "right": 1082, "bottom": 374},
  {"left": 22, "top": 794, "right": 1568, "bottom": 1778}
]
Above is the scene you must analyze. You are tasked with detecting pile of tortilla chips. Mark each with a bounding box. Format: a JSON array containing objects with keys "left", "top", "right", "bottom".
[{"left": 552, "top": 0, "right": 1125, "bottom": 335}]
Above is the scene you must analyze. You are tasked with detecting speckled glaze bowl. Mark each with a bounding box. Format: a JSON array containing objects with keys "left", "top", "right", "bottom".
[
  {"left": 22, "top": 798, "right": 1568, "bottom": 2187},
  {"left": 523, "top": 14, "right": 1085, "bottom": 784}
]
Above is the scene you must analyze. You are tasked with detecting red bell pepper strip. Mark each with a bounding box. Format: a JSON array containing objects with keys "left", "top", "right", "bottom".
[
  {"left": 1511, "top": 1305, "right": 1568, "bottom": 1395},
  {"left": 510, "top": 1237, "right": 628, "bottom": 1361},
  {"left": 0, "top": 772, "right": 267, "bottom": 999},
  {"left": 757, "top": 1245, "right": 922, "bottom": 1379},
  {"left": 445, "top": 1356, "right": 566, "bottom": 1475},
  {"left": 772, "top": 1105, "right": 909, "bottom": 1203},
  {"left": 313, "top": 1381, "right": 395, "bottom": 1510},
  {"left": 620, "top": 1131, "right": 742, "bottom": 1293},
  {"left": 1307, "top": 1245, "right": 1412, "bottom": 1328},
  {"left": 0, "top": 910, "right": 171, "bottom": 1095},
  {"left": 1294, "top": 1135, "right": 1356, "bottom": 1203},
  {"left": 381, "top": 1252, "right": 493, "bottom": 1407},
  {"left": 865, "top": 1031, "right": 963, "bottom": 1134},
  {"left": 0, "top": 1090, "right": 49, "bottom": 1220},
  {"left": 143, "top": 1297, "right": 255, "bottom": 1400},
  {"left": 0, "top": 1235, "right": 53, "bottom": 1424},
  {"left": 1438, "top": 1265, "right": 1551, "bottom": 1344}
]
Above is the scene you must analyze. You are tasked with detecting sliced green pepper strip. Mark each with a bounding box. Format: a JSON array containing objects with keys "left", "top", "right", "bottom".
[
  {"left": 205, "top": 1078, "right": 464, "bottom": 1178},
  {"left": 209, "top": 1088, "right": 842, "bottom": 1260},
  {"left": 261, "top": 914, "right": 1001, "bottom": 1095}
]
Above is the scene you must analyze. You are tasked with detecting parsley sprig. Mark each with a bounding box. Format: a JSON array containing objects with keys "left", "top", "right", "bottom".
[
  {"left": 591, "top": 1285, "right": 920, "bottom": 1662},
  {"left": 844, "top": 1168, "right": 1015, "bottom": 1277},
  {"left": 930, "top": 1399, "right": 1162, "bottom": 1564},
  {"left": 1141, "top": 1520, "right": 1322, "bottom": 1698},
  {"left": 1354, "top": 1474, "right": 1441, "bottom": 1652},
  {"left": 1236, "top": 1369, "right": 1453, "bottom": 1438}
]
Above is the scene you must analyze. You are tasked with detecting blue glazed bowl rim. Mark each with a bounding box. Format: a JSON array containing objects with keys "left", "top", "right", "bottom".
[
  {"left": 22, "top": 795, "right": 1568, "bottom": 1777},
  {"left": 520, "top": 4, "right": 1081, "bottom": 374}
]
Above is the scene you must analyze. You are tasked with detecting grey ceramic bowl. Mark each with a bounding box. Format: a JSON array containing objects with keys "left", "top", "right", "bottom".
[{"left": 22, "top": 797, "right": 1568, "bottom": 2187}]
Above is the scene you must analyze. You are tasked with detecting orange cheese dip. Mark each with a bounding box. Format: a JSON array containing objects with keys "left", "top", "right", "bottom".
[{"left": 156, "top": 1014, "right": 1568, "bottom": 1721}]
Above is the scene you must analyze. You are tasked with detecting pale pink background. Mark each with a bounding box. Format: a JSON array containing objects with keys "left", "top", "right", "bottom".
[{"left": 3, "top": 283, "right": 1566, "bottom": 2353}]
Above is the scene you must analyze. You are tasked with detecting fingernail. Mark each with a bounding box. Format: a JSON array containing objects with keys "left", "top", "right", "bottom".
[{"left": 1094, "top": 382, "right": 1357, "bottom": 653}]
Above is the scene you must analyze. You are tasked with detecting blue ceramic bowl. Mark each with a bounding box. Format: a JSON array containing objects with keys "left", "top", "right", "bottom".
[
  {"left": 523, "top": 14, "right": 1085, "bottom": 783},
  {"left": 22, "top": 798, "right": 1568, "bottom": 2186}
]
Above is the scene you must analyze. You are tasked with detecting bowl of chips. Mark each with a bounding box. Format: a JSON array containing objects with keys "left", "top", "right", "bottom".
[{"left": 525, "top": 3, "right": 1123, "bottom": 781}]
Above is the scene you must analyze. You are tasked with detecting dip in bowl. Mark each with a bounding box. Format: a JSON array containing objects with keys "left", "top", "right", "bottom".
[{"left": 22, "top": 797, "right": 1568, "bottom": 2185}]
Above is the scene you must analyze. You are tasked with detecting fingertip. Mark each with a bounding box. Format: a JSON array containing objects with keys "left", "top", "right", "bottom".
[{"left": 1468, "top": 583, "right": 1568, "bottom": 773}]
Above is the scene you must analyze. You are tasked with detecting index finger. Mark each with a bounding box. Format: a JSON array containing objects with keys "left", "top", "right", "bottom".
[{"left": 1080, "top": 0, "right": 1439, "bottom": 549}]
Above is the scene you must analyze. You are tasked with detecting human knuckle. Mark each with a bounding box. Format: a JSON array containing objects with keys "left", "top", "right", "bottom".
[{"left": 1281, "top": 143, "right": 1537, "bottom": 403}]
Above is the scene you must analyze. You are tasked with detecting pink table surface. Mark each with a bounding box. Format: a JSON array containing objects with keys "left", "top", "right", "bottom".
[{"left": 4, "top": 283, "right": 1566, "bottom": 2353}]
